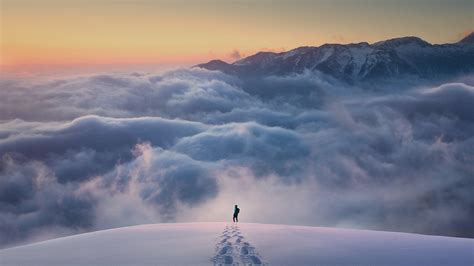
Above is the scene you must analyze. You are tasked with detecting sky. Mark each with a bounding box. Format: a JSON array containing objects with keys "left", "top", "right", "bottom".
[{"left": 1, "top": 0, "right": 473, "bottom": 70}]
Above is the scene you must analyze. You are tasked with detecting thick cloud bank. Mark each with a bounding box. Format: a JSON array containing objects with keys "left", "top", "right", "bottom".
[{"left": 0, "top": 69, "right": 473, "bottom": 247}]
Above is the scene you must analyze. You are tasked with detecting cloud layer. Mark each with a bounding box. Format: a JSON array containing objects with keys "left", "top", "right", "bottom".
[{"left": 1, "top": 69, "right": 473, "bottom": 247}]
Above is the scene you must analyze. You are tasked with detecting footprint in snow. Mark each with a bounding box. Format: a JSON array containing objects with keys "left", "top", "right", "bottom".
[{"left": 212, "top": 225, "right": 267, "bottom": 266}]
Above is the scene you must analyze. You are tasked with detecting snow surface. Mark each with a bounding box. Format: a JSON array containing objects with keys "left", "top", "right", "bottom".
[{"left": 0, "top": 222, "right": 473, "bottom": 266}]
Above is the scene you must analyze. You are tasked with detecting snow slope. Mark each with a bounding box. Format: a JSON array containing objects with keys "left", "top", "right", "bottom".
[{"left": 0, "top": 222, "right": 472, "bottom": 266}]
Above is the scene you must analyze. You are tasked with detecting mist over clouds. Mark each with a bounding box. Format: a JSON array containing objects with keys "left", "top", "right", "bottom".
[{"left": 1, "top": 68, "right": 473, "bottom": 247}]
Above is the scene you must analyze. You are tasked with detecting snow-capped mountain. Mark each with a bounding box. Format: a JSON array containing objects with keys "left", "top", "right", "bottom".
[{"left": 197, "top": 35, "right": 474, "bottom": 83}]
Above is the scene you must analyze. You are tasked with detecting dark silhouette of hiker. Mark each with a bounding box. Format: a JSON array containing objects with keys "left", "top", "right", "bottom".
[{"left": 233, "top": 205, "right": 240, "bottom": 222}]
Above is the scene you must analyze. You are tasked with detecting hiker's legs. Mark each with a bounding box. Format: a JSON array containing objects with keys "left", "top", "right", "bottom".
[{"left": 233, "top": 216, "right": 236, "bottom": 222}]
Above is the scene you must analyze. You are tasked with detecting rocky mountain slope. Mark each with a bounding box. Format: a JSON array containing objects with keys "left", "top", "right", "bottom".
[{"left": 197, "top": 34, "right": 474, "bottom": 83}]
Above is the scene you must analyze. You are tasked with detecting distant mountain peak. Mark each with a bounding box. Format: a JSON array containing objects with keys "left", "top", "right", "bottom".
[
  {"left": 373, "top": 36, "right": 431, "bottom": 47},
  {"left": 198, "top": 59, "right": 229, "bottom": 67},
  {"left": 195, "top": 59, "right": 231, "bottom": 72},
  {"left": 459, "top": 32, "right": 474, "bottom": 44},
  {"left": 197, "top": 35, "right": 474, "bottom": 83}
]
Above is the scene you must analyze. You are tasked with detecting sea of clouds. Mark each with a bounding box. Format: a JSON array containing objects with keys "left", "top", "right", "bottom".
[{"left": 0, "top": 68, "right": 473, "bottom": 247}]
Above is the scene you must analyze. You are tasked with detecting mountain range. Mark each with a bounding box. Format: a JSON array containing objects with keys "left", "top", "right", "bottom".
[{"left": 197, "top": 33, "right": 474, "bottom": 83}]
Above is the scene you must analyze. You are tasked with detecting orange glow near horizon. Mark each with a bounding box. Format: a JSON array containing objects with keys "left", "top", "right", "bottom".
[
  {"left": 1, "top": 0, "right": 473, "bottom": 71},
  {"left": 1, "top": 1, "right": 289, "bottom": 68}
]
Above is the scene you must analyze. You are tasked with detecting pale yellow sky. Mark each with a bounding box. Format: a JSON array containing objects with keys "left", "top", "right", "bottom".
[{"left": 1, "top": 0, "right": 473, "bottom": 68}]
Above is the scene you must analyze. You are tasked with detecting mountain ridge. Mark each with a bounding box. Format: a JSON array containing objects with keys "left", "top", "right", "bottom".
[
  {"left": 459, "top": 32, "right": 474, "bottom": 44},
  {"left": 197, "top": 34, "right": 474, "bottom": 83},
  {"left": 1, "top": 222, "right": 472, "bottom": 266}
]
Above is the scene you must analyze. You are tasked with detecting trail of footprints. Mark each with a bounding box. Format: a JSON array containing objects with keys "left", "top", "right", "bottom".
[{"left": 212, "top": 224, "right": 267, "bottom": 266}]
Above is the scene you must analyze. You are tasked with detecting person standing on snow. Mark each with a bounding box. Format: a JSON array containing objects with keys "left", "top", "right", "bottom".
[{"left": 233, "top": 205, "right": 240, "bottom": 222}]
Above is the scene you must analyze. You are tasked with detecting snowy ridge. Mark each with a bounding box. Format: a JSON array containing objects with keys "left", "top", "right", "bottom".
[
  {"left": 1, "top": 222, "right": 472, "bottom": 266},
  {"left": 197, "top": 35, "right": 474, "bottom": 82}
]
